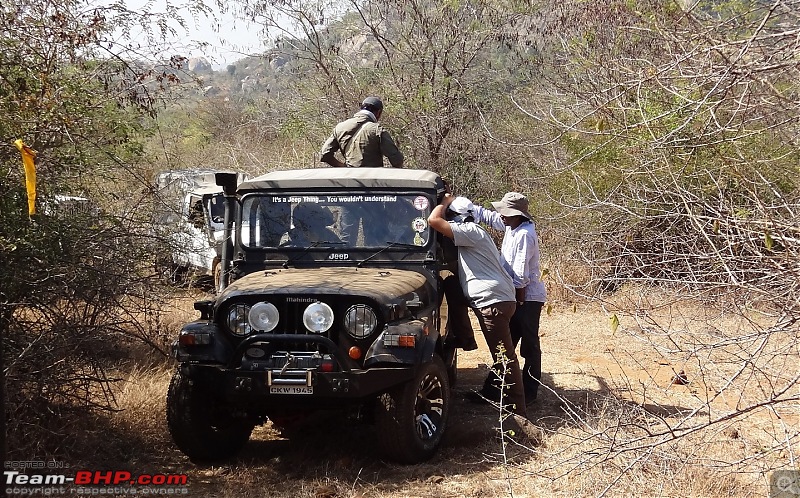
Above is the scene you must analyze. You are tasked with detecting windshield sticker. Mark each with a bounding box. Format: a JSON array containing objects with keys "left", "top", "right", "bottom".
[
  {"left": 323, "top": 195, "right": 397, "bottom": 203},
  {"left": 414, "top": 233, "right": 424, "bottom": 246},
  {"left": 271, "top": 195, "right": 321, "bottom": 203},
  {"left": 268, "top": 195, "right": 400, "bottom": 203},
  {"left": 412, "top": 217, "right": 427, "bottom": 232},
  {"left": 413, "top": 196, "right": 429, "bottom": 211}
]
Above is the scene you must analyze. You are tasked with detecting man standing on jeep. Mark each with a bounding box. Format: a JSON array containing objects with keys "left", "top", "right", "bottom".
[{"left": 319, "top": 96, "right": 404, "bottom": 168}]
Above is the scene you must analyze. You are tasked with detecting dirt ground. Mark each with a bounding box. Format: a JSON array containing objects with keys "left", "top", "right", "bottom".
[{"left": 98, "top": 292, "right": 797, "bottom": 498}]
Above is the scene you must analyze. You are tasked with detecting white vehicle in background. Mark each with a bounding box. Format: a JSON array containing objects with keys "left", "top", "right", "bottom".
[
  {"left": 154, "top": 170, "right": 246, "bottom": 290},
  {"left": 43, "top": 194, "right": 100, "bottom": 219}
]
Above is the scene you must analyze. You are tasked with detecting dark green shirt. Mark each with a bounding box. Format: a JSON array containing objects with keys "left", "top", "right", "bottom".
[{"left": 320, "top": 113, "right": 404, "bottom": 168}]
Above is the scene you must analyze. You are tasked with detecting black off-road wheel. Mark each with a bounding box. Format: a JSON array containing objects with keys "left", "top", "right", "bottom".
[
  {"left": 166, "top": 368, "right": 253, "bottom": 461},
  {"left": 374, "top": 357, "right": 451, "bottom": 463}
]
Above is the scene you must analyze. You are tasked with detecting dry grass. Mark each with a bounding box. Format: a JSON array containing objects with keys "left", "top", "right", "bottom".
[{"left": 65, "top": 289, "right": 798, "bottom": 498}]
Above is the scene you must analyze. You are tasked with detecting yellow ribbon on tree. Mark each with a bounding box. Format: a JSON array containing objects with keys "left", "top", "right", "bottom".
[{"left": 14, "top": 139, "right": 37, "bottom": 216}]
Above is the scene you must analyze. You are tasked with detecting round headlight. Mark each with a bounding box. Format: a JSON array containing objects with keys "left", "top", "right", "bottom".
[
  {"left": 227, "top": 304, "right": 252, "bottom": 336},
  {"left": 344, "top": 304, "right": 378, "bottom": 339},
  {"left": 249, "top": 301, "right": 280, "bottom": 332},
  {"left": 303, "top": 302, "right": 334, "bottom": 333}
]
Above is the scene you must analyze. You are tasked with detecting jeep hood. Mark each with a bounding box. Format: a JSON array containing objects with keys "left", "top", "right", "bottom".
[{"left": 219, "top": 268, "right": 432, "bottom": 304}]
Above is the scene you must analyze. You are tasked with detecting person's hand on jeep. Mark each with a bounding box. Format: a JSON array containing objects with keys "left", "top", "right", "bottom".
[
  {"left": 441, "top": 177, "right": 452, "bottom": 195},
  {"left": 430, "top": 194, "right": 455, "bottom": 240},
  {"left": 441, "top": 193, "right": 455, "bottom": 208}
]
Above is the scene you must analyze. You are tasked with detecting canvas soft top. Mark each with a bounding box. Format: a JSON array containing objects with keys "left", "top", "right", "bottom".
[{"left": 238, "top": 168, "right": 444, "bottom": 193}]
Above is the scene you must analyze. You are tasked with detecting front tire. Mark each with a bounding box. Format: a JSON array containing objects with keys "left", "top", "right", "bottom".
[
  {"left": 166, "top": 368, "right": 253, "bottom": 461},
  {"left": 374, "top": 357, "right": 450, "bottom": 463}
]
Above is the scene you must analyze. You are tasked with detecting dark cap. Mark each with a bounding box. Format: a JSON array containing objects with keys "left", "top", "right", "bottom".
[{"left": 361, "top": 96, "right": 384, "bottom": 111}]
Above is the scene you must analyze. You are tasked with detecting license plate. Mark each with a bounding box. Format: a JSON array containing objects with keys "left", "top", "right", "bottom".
[{"left": 269, "top": 386, "right": 313, "bottom": 395}]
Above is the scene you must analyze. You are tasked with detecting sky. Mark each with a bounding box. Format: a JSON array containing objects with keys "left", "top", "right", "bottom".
[{"left": 107, "top": 0, "right": 266, "bottom": 69}]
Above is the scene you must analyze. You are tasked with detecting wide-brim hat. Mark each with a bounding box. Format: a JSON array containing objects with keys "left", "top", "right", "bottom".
[{"left": 491, "top": 192, "right": 531, "bottom": 220}]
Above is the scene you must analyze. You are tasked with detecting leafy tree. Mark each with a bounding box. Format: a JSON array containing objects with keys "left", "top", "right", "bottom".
[
  {"left": 220, "top": 0, "right": 551, "bottom": 195},
  {"left": 507, "top": 0, "right": 800, "bottom": 484},
  {"left": 1, "top": 0, "right": 196, "bottom": 460},
  {"left": 540, "top": 0, "right": 799, "bottom": 298}
]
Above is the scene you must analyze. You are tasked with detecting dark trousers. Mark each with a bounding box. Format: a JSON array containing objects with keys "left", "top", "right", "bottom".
[
  {"left": 442, "top": 274, "right": 475, "bottom": 344},
  {"left": 511, "top": 301, "right": 543, "bottom": 398},
  {"left": 475, "top": 301, "right": 526, "bottom": 416}
]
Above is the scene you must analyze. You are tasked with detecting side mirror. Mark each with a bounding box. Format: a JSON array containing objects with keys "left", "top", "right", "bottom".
[
  {"left": 194, "top": 300, "right": 214, "bottom": 320},
  {"left": 215, "top": 172, "right": 239, "bottom": 196}
]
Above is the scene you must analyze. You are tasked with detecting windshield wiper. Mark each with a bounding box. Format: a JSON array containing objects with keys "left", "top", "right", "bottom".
[
  {"left": 283, "top": 241, "right": 345, "bottom": 268},
  {"left": 357, "top": 241, "right": 419, "bottom": 268}
]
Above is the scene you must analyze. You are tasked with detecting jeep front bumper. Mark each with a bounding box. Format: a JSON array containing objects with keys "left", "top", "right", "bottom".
[{"left": 179, "top": 362, "right": 417, "bottom": 410}]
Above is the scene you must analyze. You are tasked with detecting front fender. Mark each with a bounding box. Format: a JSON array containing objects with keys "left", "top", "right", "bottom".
[
  {"left": 172, "top": 321, "right": 234, "bottom": 364},
  {"left": 363, "top": 317, "right": 440, "bottom": 367}
]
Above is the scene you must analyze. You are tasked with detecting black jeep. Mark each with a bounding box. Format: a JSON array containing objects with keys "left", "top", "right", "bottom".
[{"left": 167, "top": 168, "right": 458, "bottom": 463}]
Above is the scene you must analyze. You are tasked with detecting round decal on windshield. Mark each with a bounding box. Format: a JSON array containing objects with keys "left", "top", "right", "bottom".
[
  {"left": 413, "top": 196, "right": 429, "bottom": 211},
  {"left": 412, "top": 217, "right": 427, "bottom": 232}
]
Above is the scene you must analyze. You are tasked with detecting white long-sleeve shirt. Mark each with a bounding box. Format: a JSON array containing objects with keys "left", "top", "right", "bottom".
[{"left": 473, "top": 206, "right": 547, "bottom": 303}]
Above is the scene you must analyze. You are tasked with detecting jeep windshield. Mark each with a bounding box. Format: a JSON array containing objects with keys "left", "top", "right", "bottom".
[{"left": 239, "top": 192, "right": 435, "bottom": 250}]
